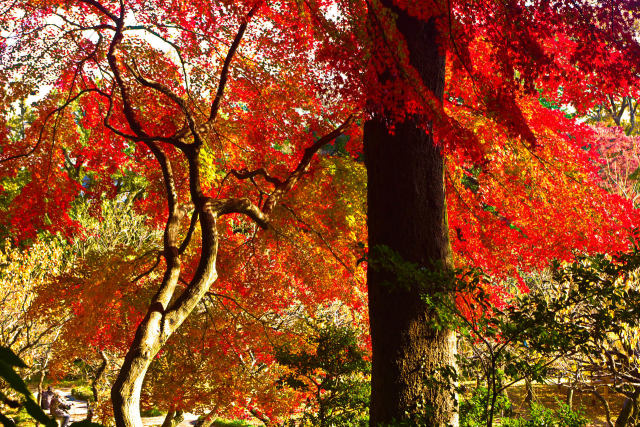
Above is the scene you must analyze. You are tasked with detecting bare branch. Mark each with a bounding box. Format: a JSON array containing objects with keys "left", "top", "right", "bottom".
[
  {"left": 208, "top": 2, "right": 262, "bottom": 123},
  {"left": 281, "top": 203, "right": 354, "bottom": 273},
  {"left": 230, "top": 167, "right": 284, "bottom": 186},
  {"left": 131, "top": 253, "right": 162, "bottom": 285},
  {"left": 77, "top": 0, "right": 118, "bottom": 22}
]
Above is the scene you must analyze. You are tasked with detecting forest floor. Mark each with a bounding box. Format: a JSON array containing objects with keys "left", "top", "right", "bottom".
[
  {"left": 24, "top": 383, "right": 627, "bottom": 426},
  {"left": 501, "top": 382, "right": 625, "bottom": 426},
  {"left": 33, "top": 387, "right": 199, "bottom": 427}
]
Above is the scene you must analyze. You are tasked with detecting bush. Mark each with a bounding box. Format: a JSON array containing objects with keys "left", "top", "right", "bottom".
[
  {"left": 460, "top": 387, "right": 511, "bottom": 427},
  {"left": 140, "top": 407, "right": 163, "bottom": 417},
  {"left": 71, "top": 386, "right": 95, "bottom": 402},
  {"left": 500, "top": 402, "right": 588, "bottom": 427},
  {"left": 275, "top": 319, "right": 370, "bottom": 426}
]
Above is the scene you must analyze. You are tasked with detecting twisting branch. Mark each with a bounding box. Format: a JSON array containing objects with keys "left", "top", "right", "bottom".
[
  {"left": 92, "top": 86, "right": 181, "bottom": 143},
  {"left": 125, "top": 60, "right": 194, "bottom": 142},
  {"left": 104, "top": 18, "right": 194, "bottom": 148},
  {"left": 105, "top": 10, "right": 152, "bottom": 141},
  {"left": 230, "top": 168, "right": 284, "bottom": 186},
  {"left": 124, "top": 25, "right": 193, "bottom": 103},
  {"left": 216, "top": 115, "right": 354, "bottom": 230},
  {"left": 262, "top": 115, "right": 354, "bottom": 214},
  {"left": 209, "top": 198, "right": 268, "bottom": 229}
]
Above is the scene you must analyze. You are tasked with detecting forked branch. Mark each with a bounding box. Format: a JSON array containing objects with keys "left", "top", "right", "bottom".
[
  {"left": 262, "top": 115, "right": 354, "bottom": 214},
  {"left": 218, "top": 115, "right": 354, "bottom": 229}
]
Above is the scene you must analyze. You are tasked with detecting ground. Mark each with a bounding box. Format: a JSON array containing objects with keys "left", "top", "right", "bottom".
[
  {"left": 34, "top": 387, "right": 199, "bottom": 427},
  {"left": 505, "top": 383, "right": 626, "bottom": 426},
  {"left": 16, "top": 383, "right": 629, "bottom": 426}
]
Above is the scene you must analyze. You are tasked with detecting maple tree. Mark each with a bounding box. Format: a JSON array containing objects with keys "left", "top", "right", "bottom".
[
  {"left": 2, "top": 0, "right": 640, "bottom": 425},
  {"left": 335, "top": 0, "right": 640, "bottom": 424},
  {"left": 0, "top": 1, "right": 363, "bottom": 426}
]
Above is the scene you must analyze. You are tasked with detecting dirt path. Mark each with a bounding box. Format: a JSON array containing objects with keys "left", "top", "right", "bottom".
[{"left": 36, "top": 388, "right": 199, "bottom": 427}]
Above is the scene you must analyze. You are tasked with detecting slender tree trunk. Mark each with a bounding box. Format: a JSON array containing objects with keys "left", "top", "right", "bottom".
[
  {"left": 37, "top": 370, "right": 45, "bottom": 408},
  {"left": 92, "top": 350, "right": 109, "bottom": 403},
  {"left": 111, "top": 197, "right": 220, "bottom": 427},
  {"left": 365, "top": 4, "right": 455, "bottom": 424},
  {"left": 525, "top": 378, "right": 535, "bottom": 406},
  {"left": 592, "top": 389, "right": 613, "bottom": 427},
  {"left": 565, "top": 387, "right": 574, "bottom": 409}
]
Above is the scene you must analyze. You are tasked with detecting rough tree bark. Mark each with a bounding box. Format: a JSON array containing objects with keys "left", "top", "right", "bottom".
[{"left": 364, "top": 3, "right": 456, "bottom": 425}]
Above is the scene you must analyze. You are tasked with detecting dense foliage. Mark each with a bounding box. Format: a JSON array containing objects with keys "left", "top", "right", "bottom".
[{"left": 1, "top": 0, "right": 640, "bottom": 425}]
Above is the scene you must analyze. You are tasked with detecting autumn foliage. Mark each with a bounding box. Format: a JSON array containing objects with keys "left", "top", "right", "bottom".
[{"left": 1, "top": 0, "right": 640, "bottom": 424}]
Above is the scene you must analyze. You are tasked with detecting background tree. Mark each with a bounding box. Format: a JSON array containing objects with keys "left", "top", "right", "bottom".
[
  {"left": 275, "top": 308, "right": 370, "bottom": 426},
  {"left": 338, "top": 2, "right": 640, "bottom": 423}
]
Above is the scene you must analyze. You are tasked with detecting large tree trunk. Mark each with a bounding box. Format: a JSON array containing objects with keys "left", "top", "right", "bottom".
[{"left": 364, "top": 4, "right": 455, "bottom": 425}]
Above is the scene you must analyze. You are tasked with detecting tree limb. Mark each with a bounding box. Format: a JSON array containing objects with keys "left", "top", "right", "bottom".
[{"left": 208, "top": 1, "right": 262, "bottom": 123}]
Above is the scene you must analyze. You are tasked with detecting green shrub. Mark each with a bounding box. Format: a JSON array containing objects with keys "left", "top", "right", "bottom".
[
  {"left": 554, "top": 403, "right": 589, "bottom": 427},
  {"left": 500, "top": 402, "right": 588, "bottom": 427},
  {"left": 140, "top": 407, "right": 163, "bottom": 417},
  {"left": 71, "top": 386, "right": 95, "bottom": 402},
  {"left": 460, "top": 387, "right": 511, "bottom": 427},
  {"left": 275, "top": 319, "right": 370, "bottom": 426}
]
